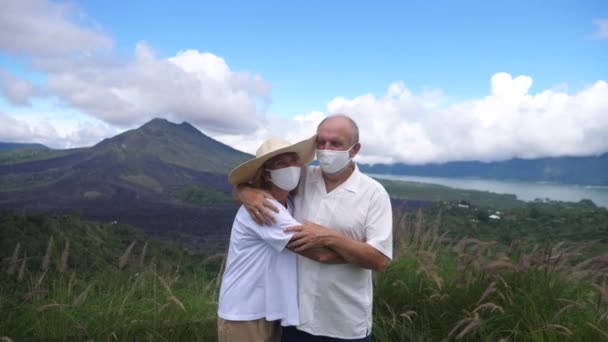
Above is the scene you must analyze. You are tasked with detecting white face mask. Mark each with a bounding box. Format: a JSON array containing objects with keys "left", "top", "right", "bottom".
[
  {"left": 316, "top": 145, "right": 355, "bottom": 174},
  {"left": 268, "top": 166, "right": 301, "bottom": 191}
]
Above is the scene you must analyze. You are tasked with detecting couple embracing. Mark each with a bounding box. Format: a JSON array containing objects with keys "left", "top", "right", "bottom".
[{"left": 218, "top": 114, "right": 393, "bottom": 342}]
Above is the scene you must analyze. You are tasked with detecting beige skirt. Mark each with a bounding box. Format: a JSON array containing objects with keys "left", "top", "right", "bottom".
[{"left": 218, "top": 317, "right": 281, "bottom": 342}]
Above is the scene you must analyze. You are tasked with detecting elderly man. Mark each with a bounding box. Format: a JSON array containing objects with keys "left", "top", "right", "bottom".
[{"left": 238, "top": 114, "right": 393, "bottom": 341}]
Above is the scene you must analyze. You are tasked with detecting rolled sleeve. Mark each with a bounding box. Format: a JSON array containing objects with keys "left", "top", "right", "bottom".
[
  {"left": 254, "top": 200, "right": 301, "bottom": 252},
  {"left": 365, "top": 187, "right": 393, "bottom": 259}
]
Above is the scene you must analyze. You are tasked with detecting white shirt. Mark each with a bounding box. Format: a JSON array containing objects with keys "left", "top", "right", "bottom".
[
  {"left": 293, "top": 165, "right": 393, "bottom": 338},
  {"left": 218, "top": 198, "right": 300, "bottom": 326}
]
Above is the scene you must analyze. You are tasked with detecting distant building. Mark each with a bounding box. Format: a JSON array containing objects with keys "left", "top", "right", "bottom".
[
  {"left": 458, "top": 203, "right": 470, "bottom": 208},
  {"left": 489, "top": 214, "right": 501, "bottom": 220}
]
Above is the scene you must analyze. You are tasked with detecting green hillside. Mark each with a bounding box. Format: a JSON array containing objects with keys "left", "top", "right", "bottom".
[{"left": 94, "top": 118, "right": 251, "bottom": 174}]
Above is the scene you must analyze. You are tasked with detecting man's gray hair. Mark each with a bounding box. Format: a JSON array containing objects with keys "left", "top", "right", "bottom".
[{"left": 317, "top": 114, "right": 360, "bottom": 145}]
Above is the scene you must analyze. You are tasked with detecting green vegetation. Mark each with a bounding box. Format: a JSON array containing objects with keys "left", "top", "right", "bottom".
[
  {"left": 379, "top": 178, "right": 524, "bottom": 208},
  {"left": 175, "top": 185, "right": 231, "bottom": 205},
  {"left": 2, "top": 201, "right": 608, "bottom": 341},
  {"left": 410, "top": 200, "right": 608, "bottom": 246},
  {"left": 82, "top": 191, "right": 103, "bottom": 199},
  {"left": 0, "top": 169, "right": 76, "bottom": 192},
  {"left": 373, "top": 204, "right": 608, "bottom": 341},
  {"left": 0, "top": 212, "right": 220, "bottom": 341},
  {"left": 0, "top": 148, "right": 75, "bottom": 165},
  {"left": 120, "top": 174, "right": 163, "bottom": 193}
]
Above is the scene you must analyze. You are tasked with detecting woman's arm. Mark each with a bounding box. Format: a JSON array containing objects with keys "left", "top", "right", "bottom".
[{"left": 233, "top": 184, "right": 279, "bottom": 225}]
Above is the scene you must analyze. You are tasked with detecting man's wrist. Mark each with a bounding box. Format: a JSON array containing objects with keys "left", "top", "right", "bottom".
[{"left": 323, "top": 230, "right": 341, "bottom": 248}]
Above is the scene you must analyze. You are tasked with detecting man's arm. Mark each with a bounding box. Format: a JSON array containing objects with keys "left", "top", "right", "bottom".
[
  {"left": 294, "top": 246, "right": 345, "bottom": 264},
  {"left": 232, "top": 184, "right": 279, "bottom": 225},
  {"left": 286, "top": 186, "right": 393, "bottom": 272},
  {"left": 287, "top": 221, "right": 389, "bottom": 271}
]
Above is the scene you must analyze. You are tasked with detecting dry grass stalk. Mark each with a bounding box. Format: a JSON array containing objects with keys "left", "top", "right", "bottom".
[
  {"left": 456, "top": 317, "right": 481, "bottom": 340},
  {"left": 157, "top": 274, "right": 173, "bottom": 295},
  {"left": 586, "top": 321, "right": 608, "bottom": 339},
  {"left": 592, "top": 282, "right": 608, "bottom": 304},
  {"left": 419, "top": 211, "right": 440, "bottom": 251},
  {"left": 417, "top": 250, "right": 443, "bottom": 289},
  {"left": 41, "top": 236, "right": 54, "bottom": 272},
  {"left": 532, "top": 324, "right": 573, "bottom": 337},
  {"left": 72, "top": 283, "right": 94, "bottom": 306},
  {"left": 36, "top": 270, "right": 47, "bottom": 288},
  {"left": 6, "top": 242, "right": 20, "bottom": 275},
  {"left": 482, "top": 260, "right": 520, "bottom": 273},
  {"left": 167, "top": 295, "right": 186, "bottom": 312},
  {"left": 400, "top": 310, "right": 417, "bottom": 324},
  {"left": 477, "top": 281, "right": 497, "bottom": 305},
  {"left": 68, "top": 272, "right": 76, "bottom": 297},
  {"left": 59, "top": 240, "right": 70, "bottom": 273},
  {"left": 0, "top": 337, "right": 14, "bottom": 342},
  {"left": 459, "top": 238, "right": 494, "bottom": 262},
  {"left": 381, "top": 302, "right": 397, "bottom": 329},
  {"left": 23, "top": 288, "right": 49, "bottom": 302},
  {"left": 37, "top": 303, "right": 70, "bottom": 312},
  {"left": 447, "top": 312, "right": 481, "bottom": 341},
  {"left": 119, "top": 240, "right": 136, "bottom": 269},
  {"left": 409, "top": 209, "right": 424, "bottom": 249},
  {"left": 215, "top": 256, "right": 226, "bottom": 288},
  {"left": 139, "top": 241, "right": 148, "bottom": 268},
  {"left": 552, "top": 301, "right": 585, "bottom": 322},
  {"left": 17, "top": 251, "right": 27, "bottom": 282},
  {"left": 473, "top": 302, "right": 504, "bottom": 314}
]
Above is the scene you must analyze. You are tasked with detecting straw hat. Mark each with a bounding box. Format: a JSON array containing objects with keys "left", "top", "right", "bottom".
[{"left": 228, "top": 135, "right": 316, "bottom": 185}]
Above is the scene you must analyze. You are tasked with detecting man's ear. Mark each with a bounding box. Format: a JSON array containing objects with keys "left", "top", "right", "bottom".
[{"left": 350, "top": 143, "right": 361, "bottom": 158}]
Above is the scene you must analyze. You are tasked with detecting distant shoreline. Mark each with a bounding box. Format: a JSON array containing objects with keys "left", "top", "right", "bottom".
[{"left": 370, "top": 173, "right": 608, "bottom": 208}]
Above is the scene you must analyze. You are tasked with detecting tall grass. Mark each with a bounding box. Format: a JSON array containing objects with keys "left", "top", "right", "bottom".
[
  {"left": 1, "top": 240, "right": 222, "bottom": 341},
  {"left": 2, "top": 210, "right": 608, "bottom": 341},
  {"left": 373, "top": 209, "right": 608, "bottom": 341}
]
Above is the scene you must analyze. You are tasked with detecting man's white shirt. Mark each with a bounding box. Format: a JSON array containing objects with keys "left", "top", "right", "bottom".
[{"left": 293, "top": 165, "right": 393, "bottom": 338}]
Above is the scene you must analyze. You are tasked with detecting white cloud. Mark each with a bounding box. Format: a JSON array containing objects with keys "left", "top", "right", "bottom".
[
  {"left": 319, "top": 73, "right": 608, "bottom": 164},
  {"left": 0, "top": 0, "right": 269, "bottom": 134},
  {"left": 1, "top": 0, "right": 606, "bottom": 164},
  {"left": 39, "top": 43, "right": 271, "bottom": 133},
  {"left": 592, "top": 18, "right": 608, "bottom": 40},
  {"left": 0, "top": 0, "right": 113, "bottom": 56},
  {"left": 0, "top": 111, "right": 61, "bottom": 147},
  {"left": 0, "top": 111, "right": 118, "bottom": 148},
  {"left": 0, "top": 69, "right": 37, "bottom": 105},
  {"left": 3, "top": 73, "right": 607, "bottom": 165}
]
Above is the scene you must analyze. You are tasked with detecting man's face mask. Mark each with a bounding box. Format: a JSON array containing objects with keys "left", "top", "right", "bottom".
[{"left": 316, "top": 144, "right": 355, "bottom": 174}]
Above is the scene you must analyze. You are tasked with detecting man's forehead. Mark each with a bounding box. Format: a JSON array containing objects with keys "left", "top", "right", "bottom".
[{"left": 318, "top": 121, "right": 352, "bottom": 140}]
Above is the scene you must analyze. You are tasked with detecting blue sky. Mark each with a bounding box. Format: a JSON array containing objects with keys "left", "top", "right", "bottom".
[
  {"left": 0, "top": 0, "right": 607, "bottom": 163},
  {"left": 75, "top": 0, "right": 607, "bottom": 115}
]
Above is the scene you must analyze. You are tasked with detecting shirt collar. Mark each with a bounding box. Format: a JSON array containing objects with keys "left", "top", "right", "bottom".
[
  {"left": 312, "top": 163, "right": 360, "bottom": 193},
  {"left": 340, "top": 164, "right": 360, "bottom": 193}
]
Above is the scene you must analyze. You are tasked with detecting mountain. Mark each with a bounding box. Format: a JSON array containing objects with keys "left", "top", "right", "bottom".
[
  {"left": 0, "top": 118, "right": 252, "bottom": 252},
  {"left": 360, "top": 153, "right": 608, "bottom": 185},
  {"left": 0, "top": 142, "right": 49, "bottom": 151}
]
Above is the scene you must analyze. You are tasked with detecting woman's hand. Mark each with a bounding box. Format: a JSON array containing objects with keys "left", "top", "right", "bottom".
[{"left": 236, "top": 184, "right": 279, "bottom": 225}]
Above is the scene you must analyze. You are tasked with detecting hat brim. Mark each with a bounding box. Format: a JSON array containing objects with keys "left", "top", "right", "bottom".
[{"left": 228, "top": 134, "right": 317, "bottom": 185}]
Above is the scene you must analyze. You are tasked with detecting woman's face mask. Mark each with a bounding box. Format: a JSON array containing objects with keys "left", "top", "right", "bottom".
[
  {"left": 268, "top": 166, "right": 301, "bottom": 191},
  {"left": 316, "top": 144, "right": 355, "bottom": 174}
]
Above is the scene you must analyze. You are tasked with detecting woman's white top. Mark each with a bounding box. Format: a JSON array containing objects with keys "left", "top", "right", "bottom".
[{"left": 218, "top": 198, "right": 300, "bottom": 326}]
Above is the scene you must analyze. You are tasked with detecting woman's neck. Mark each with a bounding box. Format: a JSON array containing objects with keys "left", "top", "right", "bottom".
[{"left": 269, "top": 186, "right": 289, "bottom": 207}]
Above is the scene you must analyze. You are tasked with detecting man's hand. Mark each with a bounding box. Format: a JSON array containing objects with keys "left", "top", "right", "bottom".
[
  {"left": 286, "top": 220, "right": 338, "bottom": 252},
  {"left": 235, "top": 184, "right": 279, "bottom": 225}
]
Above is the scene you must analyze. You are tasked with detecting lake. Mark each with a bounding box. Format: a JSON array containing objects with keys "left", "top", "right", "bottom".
[{"left": 369, "top": 174, "right": 608, "bottom": 208}]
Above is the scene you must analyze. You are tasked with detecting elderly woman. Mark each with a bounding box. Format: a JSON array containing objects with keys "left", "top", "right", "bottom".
[{"left": 217, "top": 135, "right": 318, "bottom": 342}]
